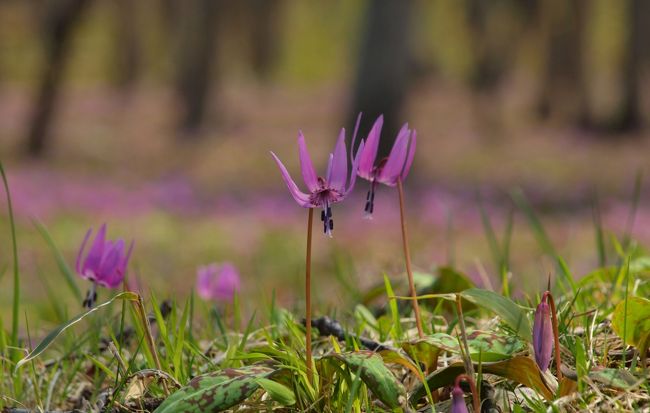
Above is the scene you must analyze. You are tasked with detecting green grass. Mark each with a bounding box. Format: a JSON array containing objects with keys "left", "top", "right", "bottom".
[{"left": 1, "top": 174, "right": 649, "bottom": 411}]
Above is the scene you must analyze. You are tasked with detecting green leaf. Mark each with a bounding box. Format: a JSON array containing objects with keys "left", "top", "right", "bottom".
[
  {"left": 612, "top": 296, "right": 650, "bottom": 347},
  {"left": 16, "top": 291, "right": 139, "bottom": 370},
  {"left": 461, "top": 289, "right": 532, "bottom": 342},
  {"left": 255, "top": 378, "right": 295, "bottom": 406},
  {"left": 325, "top": 351, "right": 406, "bottom": 409},
  {"left": 154, "top": 365, "right": 276, "bottom": 413},
  {"left": 589, "top": 368, "right": 639, "bottom": 390},
  {"left": 402, "top": 331, "right": 525, "bottom": 363},
  {"left": 410, "top": 356, "right": 553, "bottom": 404}
]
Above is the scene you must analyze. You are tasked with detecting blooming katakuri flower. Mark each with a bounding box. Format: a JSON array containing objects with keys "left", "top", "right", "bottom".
[
  {"left": 196, "top": 262, "right": 241, "bottom": 303},
  {"left": 76, "top": 224, "right": 133, "bottom": 307},
  {"left": 533, "top": 291, "right": 554, "bottom": 371},
  {"left": 271, "top": 128, "right": 365, "bottom": 236},
  {"left": 356, "top": 115, "right": 416, "bottom": 217}
]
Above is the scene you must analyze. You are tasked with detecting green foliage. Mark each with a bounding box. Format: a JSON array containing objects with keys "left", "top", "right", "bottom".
[
  {"left": 153, "top": 365, "right": 277, "bottom": 413},
  {"left": 460, "top": 288, "right": 532, "bottom": 341},
  {"left": 612, "top": 296, "right": 650, "bottom": 350}
]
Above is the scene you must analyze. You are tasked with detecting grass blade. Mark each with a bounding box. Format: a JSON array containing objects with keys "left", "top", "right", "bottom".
[
  {"left": 0, "top": 162, "right": 20, "bottom": 354},
  {"left": 16, "top": 291, "right": 138, "bottom": 370}
]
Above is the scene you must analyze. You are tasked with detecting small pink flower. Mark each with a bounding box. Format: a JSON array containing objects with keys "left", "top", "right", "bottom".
[
  {"left": 76, "top": 224, "right": 133, "bottom": 289},
  {"left": 196, "top": 263, "right": 241, "bottom": 303},
  {"left": 356, "top": 115, "right": 416, "bottom": 217},
  {"left": 271, "top": 128, "right": 365, "bottom": 236}
]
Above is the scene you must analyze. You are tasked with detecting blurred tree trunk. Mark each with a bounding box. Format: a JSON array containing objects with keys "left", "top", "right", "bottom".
[
  {"left": 534, "top": 0, "right": 587, "bottom": 122},
  {"left": 349, "top": 0, "right": 413, "bottom": 157},
  {"left": 581, "top": 0, "right": 641, "bottom": 133},
  {"left": 26, "top": 0, "right": 90, "bottom": 157},
  {"left": 174, "top": 0, "right": 219, "bottom": 137},
  {"left": 112, "top": 0, "right": 139, "bottom": 91},
  {"left": 248, "top": 0, "right": 282, "bottom": 82}
]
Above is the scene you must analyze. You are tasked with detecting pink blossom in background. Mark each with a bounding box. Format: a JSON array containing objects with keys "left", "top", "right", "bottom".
[{"left": 196, "top": 262, "right": 241, "bottom": 303}]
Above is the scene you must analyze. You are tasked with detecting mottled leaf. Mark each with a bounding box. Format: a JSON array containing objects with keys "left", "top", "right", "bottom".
[
  {"left": 589, "top": 368, "right": 639, "bottom": 390},
  {"left": 461, "top": 289, "right": 532, "bottom": 342},
  {"left": 325, "top": 351, "right": 406, "bottom": 409},
  {"left": 410, "top": 356, "right": 553, "bottom": 404},
  {"left": 402, "top": 331, "right": 525, "bottom": 365},
  {"left": 154, "top": 365, "right": 276, "bottom": 413}
]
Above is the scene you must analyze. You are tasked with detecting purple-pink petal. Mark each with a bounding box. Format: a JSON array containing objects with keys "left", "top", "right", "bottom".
[
  {"left": 533, "top": 300, "right": 553, "bottom": 371},
  {"left": 400, "top": 130, "right": 416, "bottom": 181},
  {"left": 377, "top": 124, "right": 410, "bottom": 186},
  {"left": 357, "top": 115, "right": 383, "bottom": 180},
  {"left": 328, "top": 128, "right": 348, "bottom": 191},
  {"left": 298, "top": 131, "right": 319, "bottom": 192},
  {"left": 270, "top": 152, "right": 313, "bottom": 208},
  {"left": 345, "top": 140, "right": 365, "bottom": 196},
  {"left": 82, "top": 223, "right": 107, "bottom": 276},
  {"left": 76, "top": 228, "right": 92, "bottom": 274},
  {"left": 451, "top": 384, "right": 469, "bottom": 413},
  {"left": 96, "top": 240, "right": 125, "bottom": 287}
]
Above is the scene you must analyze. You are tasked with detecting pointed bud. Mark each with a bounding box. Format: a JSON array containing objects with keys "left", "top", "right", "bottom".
[
  {"left": 533, "top": 293, "right": 554, "bottom": 371},
  {"left": 451, "top": 382, "right": 469, "bottom": 413}
]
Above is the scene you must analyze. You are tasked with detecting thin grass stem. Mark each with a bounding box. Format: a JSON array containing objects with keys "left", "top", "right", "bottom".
[{"left": 544, "top": 291, "right": 563, "bottom": 382}]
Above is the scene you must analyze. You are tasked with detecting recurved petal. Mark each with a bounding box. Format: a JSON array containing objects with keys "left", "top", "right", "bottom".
[
  {"left": 298, "top": 131, "right": 319, "bottom": 191},
  {"left": 357, "top": 115, "right": 383, "bottom": 180},
  {"left": 400, "top": 130, "right": 416, "bottom": 181},
  {"left": 82, "top": 224, "right": 107, "bottom": 276},
  {"left": 76, "top": 228, "right": 92, "bottom": 274},
  {"left": 345, "top": 140, "right": 365, "bottom": 196},
  {"left": 271, "top": 152, "right": 313, "bottom": 208},
  {"left": 328, "top": 128, "right": 348, "bottom": 191},
  {"left": 377, "top": 123, "right": 410, "bottom": 186}
]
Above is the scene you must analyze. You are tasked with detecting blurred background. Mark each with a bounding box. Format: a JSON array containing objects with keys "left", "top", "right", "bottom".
[{"left": 1, "top": 0, "right": 650, "bottom": 324}]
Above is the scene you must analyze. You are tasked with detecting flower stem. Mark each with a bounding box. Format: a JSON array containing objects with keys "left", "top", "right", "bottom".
[
  {"left": 397, "top": 179, "right": 424, "bottom": 338},
  {"left": 455, "top": 374, "right": 480, "bottom": 413},
  {"left": 305, "top": 208, "right": 314, "bottom": 384},
  {"left": 545, "top": 291, "right": 563, "bottom": 382}
]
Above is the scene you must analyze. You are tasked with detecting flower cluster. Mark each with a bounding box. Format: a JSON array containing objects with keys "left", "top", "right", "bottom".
[{"left": 271, "top": 114, "right": 416, "bottom": 233}]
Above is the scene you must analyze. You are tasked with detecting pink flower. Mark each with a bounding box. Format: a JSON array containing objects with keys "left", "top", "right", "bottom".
[
  {"left": 271, "top": 129, "right": 365, "bottom": 236},
  {"left": 76, "top": 224, "right": 133, "bottom": 289},
  {"left": 196, "top": 263, "right": 241, "bottom": 303},
  {"left": 356, "top": 115, "right": 416, "bottom": 217}
]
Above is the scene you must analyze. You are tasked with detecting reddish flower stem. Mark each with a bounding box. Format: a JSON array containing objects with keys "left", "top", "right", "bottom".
[
  {"left": 305, "top": 208, "right": 314, "bottom": 384},
  {"left": 397, "top": 179, "right": 424, "bottom": 338},
  {"left": 543, "top": 291, "right": 563, "bottom": 382},
  {"left": 455, "top": 374, "right": 480, "bottom": 412}
]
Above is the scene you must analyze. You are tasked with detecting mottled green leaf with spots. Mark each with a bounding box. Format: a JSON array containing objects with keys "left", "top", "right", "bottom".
[
  {"left": 153, "top": 365, "right": 276, "bottom": 413},
  {"left": 402, "top": 331, "right": 524, "bottom": 364}
]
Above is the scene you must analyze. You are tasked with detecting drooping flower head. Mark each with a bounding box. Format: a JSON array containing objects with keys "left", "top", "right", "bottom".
[
  {"left": 76, "top": 224, "right": 133, "bottom": 307},
  {"left": 451, "top": 375, "right": 470, "bottom": 413},
  {"left": 533, "top": 291, "right": 554, "bottom": 371},
  {"left": 196, "top": 262, "right": 241, "bottom": 303},
  {"left": 356, "top": 115, "right": 416, "bottom": 217},
  {"left": 271, "top": 128, "right": 365, "bottom": 236}
]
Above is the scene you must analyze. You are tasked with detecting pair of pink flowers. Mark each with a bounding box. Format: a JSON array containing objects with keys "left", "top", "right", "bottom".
[
  {"left": 76, "top": 224, "right": 241, "bottom": 306},
  {"left": 271, "top": 114, "right": 416, "bottom": 236}
]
